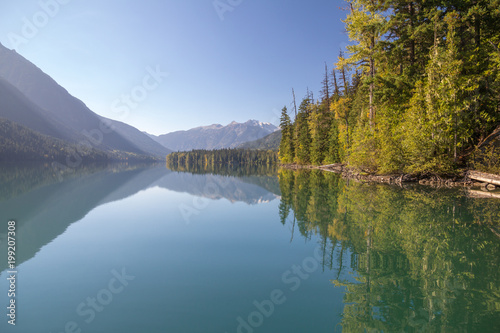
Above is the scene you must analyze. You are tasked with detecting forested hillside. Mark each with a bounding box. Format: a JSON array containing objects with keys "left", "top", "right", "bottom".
[
  {"left": 0, "top": 118, "right": 159, "bottom": 163},
  {"left": 0, "top": 118, "right": 108, "bottom": 162},
  {"left": 279, "top": 0, "right": 500, "bottom": 174},
  {"left": 237, "top": 131, "right": 281, "bottom": 150}
]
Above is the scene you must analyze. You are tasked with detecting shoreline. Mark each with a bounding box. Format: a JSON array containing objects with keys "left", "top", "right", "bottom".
[{"left": 279, "top": 163, "right": 500, "bottom": 194}]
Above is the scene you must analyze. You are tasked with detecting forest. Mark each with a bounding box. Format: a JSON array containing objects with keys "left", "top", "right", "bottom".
[
  {"left": 279, "top": 0, "right": 500, "bottom": 174},
  {"left": 0, "top": 118, "right": 109, "bottom": 163},
  {"left": 0, "top": 118, "right": 161, "bottom": 164},
  {"left": 166, "top": 149, "right": 278, "bottom": 174}
]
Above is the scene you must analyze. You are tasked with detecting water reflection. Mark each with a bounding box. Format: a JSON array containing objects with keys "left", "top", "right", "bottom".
[
  {"left": 0, "top": 163, "right": 280, "bottom": 273},
  {"left": 278, "top": 168, "right": 500, "bottom": 332},
  {"left": 0, "top": 164, "right": 498, "bottom": 332},
  {"left": 164, "top": 162, "right": 280, "bottom": 199},
  {"left": 157, "top": 172, "right": 279, "bottom": 204},
  {"left": 0, "top": 163, "right": 169, "bottom": 272}
]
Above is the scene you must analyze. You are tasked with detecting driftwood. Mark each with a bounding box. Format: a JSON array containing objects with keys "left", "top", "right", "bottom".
[
  {"left": 467, "top": 170, "right": 500, "bottom": 186},
  {"left": 316, "top": 163, "right": 344, "bottom": 173},
  {"left": 467, "top": 189, "right": 500, "bottom": 199}
]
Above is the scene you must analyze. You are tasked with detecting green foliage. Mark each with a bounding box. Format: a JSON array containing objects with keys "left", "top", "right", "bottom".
[
  {"left": 278, "top": 1, "right": 500, "bottom": 174},
  {"left": 325, "top": 118, "right": 341, "bottom": 164},
  {"left": 278, "top": 106, "right": 294, "bottom": 163},
  {"left": 166, "top": 148, "right": 278, "bottom": 174},
  {"left": 309, "top": 103, "right": 332, "bottom": 164},
  {"left": 347, "top": 122, "right": 378, "bottom": 172},
  {"left": 471, "top": 140, "right": 500, "bottom": 174},
  {"left": 293, "top": 98, "right": 313, "bottom": 164}
]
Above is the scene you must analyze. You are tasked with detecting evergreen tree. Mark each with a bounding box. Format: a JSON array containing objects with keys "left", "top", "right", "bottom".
[
  {"left": 277, "top": 0, "right": 500, "bottom": 173},
  {"left": 294, "top": 98, "right": 312, "bottom": 164},
  {"left": 341, "top": 0, "right": 386, "bottom": 128},
  {"left": 278, "top": 106, "right": 294, "bottom": 163}
]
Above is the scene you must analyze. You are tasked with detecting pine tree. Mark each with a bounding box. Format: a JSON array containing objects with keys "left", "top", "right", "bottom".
[
  {"left": 309, "top": 103, "right": 330, "bottom": 165},
  {"left": 321, "top": 62, "right": 331, "bottom": 106},
  {"left": 278, "top": 106, "right": 294, "bottom": 163},
  {"left": 279, "top": 0, "right": 500, "bottom": 173},
  {"left": 294, "top": 98, "right": 312, "bottom": 164},
  {"left": 341, "top": 0, "right": 386, "bottom": 128}
]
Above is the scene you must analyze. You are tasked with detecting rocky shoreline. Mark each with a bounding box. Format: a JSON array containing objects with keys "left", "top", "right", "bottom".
[{"left": 280, "top": 163, "right": 500, "bottom": 195}]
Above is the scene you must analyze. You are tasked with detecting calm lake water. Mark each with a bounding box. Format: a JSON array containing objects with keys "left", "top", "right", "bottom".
[{"left": 0, "top": 163, "right": 499, "bottom": 332}]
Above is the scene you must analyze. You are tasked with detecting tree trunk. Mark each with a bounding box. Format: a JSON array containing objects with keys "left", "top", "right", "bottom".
[
  {"left": 468, "top": 170, "right": 500, "bottom": 186},
  {"left": 369, "top": 35, "right": 375, "bottom": 128},
  {"left": 369, "top": 57, "right": 374, "bottom": 127},
  {"left": 409, "top": 2, "right": 415, "bottom": 66}
]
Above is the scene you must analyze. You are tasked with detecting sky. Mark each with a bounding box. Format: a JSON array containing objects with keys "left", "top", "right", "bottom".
[{"left": 0, "top": 0, "right": 350, "bottom": 135}]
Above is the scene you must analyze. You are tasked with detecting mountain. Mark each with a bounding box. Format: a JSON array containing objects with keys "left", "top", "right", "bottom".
[
  {"left": 0, "top": 118, "right": 161, "bottom": 163},
  {"left": 237, "top": 130, "right": 281, "bottom": 151},
  {"left": 0, "top": 42, "right": 172, "bottom": 157},
  {"left": 0, "top": 77, "right": 74, "bottom": 140},
  {"left": 151, "top": 120, "right": 278, "bottom": 151},
  {"left": 0, "top": 118, "right": 108, "bottom": 162}
]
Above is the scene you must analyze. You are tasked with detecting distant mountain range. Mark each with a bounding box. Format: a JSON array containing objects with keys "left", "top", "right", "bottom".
[
  {"left": 0, "top": 42, "right": 172, "bottom": 161},
  {"left": 149, "top": 120, "right": 278, "bottom": 151}
]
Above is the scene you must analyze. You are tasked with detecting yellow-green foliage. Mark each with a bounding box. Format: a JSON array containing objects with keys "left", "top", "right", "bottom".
[
  {"left": 278, "top": 2, "right": 500, "bottom": 174},
  {"left": 472, "top": 140, "right": 500, "bottom": 174}
]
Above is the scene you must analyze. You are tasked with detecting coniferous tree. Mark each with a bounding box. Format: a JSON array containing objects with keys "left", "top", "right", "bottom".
[
  {"left": 278, "top": 106, "right": 294, "bottom": 163},
  {"left": 278, "top": 0, "right": 500, "bottom": 173},
  {"left": 294, "top": 97, "right": 312, "bottom": 164},
  {"left": 341, "top": 0, "right": 386, "bottom": 128}
]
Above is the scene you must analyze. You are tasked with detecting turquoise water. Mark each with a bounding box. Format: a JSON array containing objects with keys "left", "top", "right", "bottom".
[{"left": 0, "top": 164, "right": 499, "bottom": 332}]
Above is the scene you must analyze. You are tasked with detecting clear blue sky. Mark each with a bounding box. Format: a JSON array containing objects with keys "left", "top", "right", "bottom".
[{"left": 0, "top": 0, "right": 349, "bottom": 135}]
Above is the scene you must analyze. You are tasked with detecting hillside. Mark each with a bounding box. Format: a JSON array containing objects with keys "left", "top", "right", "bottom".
[
  {"left": 0, "top": 77, "right": 74, "bottom": 140},
  {"left": 0, "top": 42, "right": 171, "bottom": 157},
  {"left": 0, "top": 118, "right": 108, "bottom": 162},
  {"left": 237, "top": 130, "right": 281, "bottom": 151},
  {"left": 0, "top": 118, "right": 158, "bottom": 163}
]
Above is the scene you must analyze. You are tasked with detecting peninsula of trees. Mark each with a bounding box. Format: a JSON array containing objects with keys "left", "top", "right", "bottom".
[
  {"left": 279, "top": 0, "right": 500, "bottom": 174},
  {"left": 166, "top": 149, "right": 278, "bottom": 173}
]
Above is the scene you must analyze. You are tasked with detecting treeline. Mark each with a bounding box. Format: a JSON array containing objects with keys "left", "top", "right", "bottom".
[
  {"left": 166, "top": 149, "right": 278, "bottom": 174},
  {"left": 280, "top": 0, "right": 500, "bottom": 174},
  {"left": 278, "top": 169, "right": 499, "bottom": 331}
]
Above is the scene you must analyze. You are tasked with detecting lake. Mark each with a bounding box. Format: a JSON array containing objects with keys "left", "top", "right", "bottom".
[{"left": 0, "top": 163, "right": 499, "bottom": 332}]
